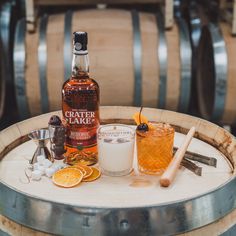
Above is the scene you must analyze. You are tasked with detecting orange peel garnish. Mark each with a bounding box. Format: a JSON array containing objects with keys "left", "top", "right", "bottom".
[
  {"left": 133, "top": 112, "right": 149, "bottom": 125},
  {"left": 133, "top": 112, "right": 155, "bottom": 130}
]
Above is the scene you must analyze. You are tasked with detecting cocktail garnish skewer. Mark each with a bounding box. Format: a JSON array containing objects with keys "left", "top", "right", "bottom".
[{"left": 160, "top": 127, "right": 196, "bottom": 187}]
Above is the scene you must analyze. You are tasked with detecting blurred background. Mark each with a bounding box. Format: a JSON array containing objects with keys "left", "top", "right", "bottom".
[{"left": 0, "top": 0, "right": 236, "bottom": 133}]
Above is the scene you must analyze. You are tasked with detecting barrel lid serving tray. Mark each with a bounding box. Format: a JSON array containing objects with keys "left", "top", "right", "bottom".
[{"left": 1, "top": 106, "right": 236, "bottom": 235}]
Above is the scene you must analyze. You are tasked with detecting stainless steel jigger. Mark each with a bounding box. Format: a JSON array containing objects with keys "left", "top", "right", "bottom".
[{"left": 28, "top": 129, "right": 53, "bottom": 164}]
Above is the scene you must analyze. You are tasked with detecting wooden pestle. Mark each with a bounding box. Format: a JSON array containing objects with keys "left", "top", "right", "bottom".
[{"left": 160, "top": 127, "right": 196, "bottom": 187}]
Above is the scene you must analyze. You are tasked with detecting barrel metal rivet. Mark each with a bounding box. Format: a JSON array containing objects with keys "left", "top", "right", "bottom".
[{"left": 120, "top": 219, "right": 129, "bottom": 231}]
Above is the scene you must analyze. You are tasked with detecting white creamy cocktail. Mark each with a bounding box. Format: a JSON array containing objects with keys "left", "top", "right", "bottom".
[{"left": 97, "top": 124, "right": 135, "bottom": 176}]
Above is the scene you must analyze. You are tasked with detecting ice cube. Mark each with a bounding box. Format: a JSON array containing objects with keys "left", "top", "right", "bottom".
[
  {"left": 52, "top": 164, "right": 61, "bottom": 171},
  {"left": 31, "top": 170, "right": 42, "bottom": 181},
  {"left": 37, "top": 165, "right": 46, "bottom": 175},
  {"left": 42, "top": 159, "right": 52, "bottom": 168},
  {"left": 37, "top": 155, "right": 45, "bottom": 164},
  {"left": 45, "top": 168, "right": 56, "bottom": 178},
  {"left": 33, "top": 163, "right": 40, "bottom": 171},
  {"left": 58, "top": 162, "right": 67, "bottom": 169}
]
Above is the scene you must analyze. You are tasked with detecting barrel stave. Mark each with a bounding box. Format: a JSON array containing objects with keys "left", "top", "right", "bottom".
[
  {"left": 221, "top": 23, "right": 236, "bottom": 125},
  {"left": 140, "top": 12, "right": 159, "bottom": 107},
  {"left": 25, "top": 22, "right": 41, "bottom": 116},
  {"left": 47, "top": 13, "right": 64, "bottom": 112}
]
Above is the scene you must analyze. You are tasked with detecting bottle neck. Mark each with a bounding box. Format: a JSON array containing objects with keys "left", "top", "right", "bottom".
[{"left": 71, "top": 50, "right": 89, "bottom": 78}]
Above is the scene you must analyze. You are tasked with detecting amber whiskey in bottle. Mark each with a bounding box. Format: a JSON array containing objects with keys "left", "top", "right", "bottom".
[{"left": 62, "top": 32, "right": 100, "bottom": 165}]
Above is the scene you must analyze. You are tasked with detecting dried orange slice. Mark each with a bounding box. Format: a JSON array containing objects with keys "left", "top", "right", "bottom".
[
  {"left": 77, "top": 159, "right": 95, "bottom": 166},
  {"left": 66, "top": 166, "right": 86, "bottom": 176},
  {"left": 73, "top": 164, "right": 93, "bottom": 179},
  {"left": 52, "top": 168, "right": 83, "bottom": 188},
  {"left": 83, "top": 167, "right": 101, "bottom": 182}
]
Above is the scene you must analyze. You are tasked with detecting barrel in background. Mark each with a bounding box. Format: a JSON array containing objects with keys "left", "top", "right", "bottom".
[
  {"left": 13, "top": 9, "right": 192, "bottom": 120},
  {"left": 0, "top": 1, "right": 22, "bottom": 130},
  {"left": 0, "top": 2, "right": 14, "bottom": 121},
  {"left": 197, "top": 21, "right": 236, "bottom": 125}
]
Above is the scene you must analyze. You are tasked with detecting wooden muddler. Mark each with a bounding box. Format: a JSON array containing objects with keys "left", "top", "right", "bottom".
[{"left": 160, "top": 127, "right": 196, "bottom": 187}]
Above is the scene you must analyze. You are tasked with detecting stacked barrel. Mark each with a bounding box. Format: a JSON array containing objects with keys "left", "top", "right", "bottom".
[
  {"left": 13, "top": 8, "right": 192, "bottom": 120},
  {"left": 0, "top": 0, "right": 22, "bottom": 129},
  {"left": 1, "top": 1, "right": 236, "bottom": 127},
  {"left": 0, "top": 1, "right": 14, "bottom": 122}
]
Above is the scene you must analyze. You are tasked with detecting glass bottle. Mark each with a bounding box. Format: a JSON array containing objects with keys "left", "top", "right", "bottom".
[{"left": 62, "top": 32, "right": 100, "bottom": 165}]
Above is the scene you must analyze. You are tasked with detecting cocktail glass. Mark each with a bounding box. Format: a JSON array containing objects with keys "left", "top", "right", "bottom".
[
  {"left": 97, "top": 124, "right": 135, "bottom": 176},
  {"left": 136, "top": 123, "right": 175, "bottom": 175}
]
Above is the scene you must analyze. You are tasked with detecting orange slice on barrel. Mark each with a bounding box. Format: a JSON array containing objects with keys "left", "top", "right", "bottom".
[
  {"left": 52, "top": 168, "right": 83, "bottom": 188},
  {"left": 66, "top": 165, "right": 86, "bottom": 176},
  {"left": 83, "top": 167, "right": 101, "bottom": 182},
  {"left": 73, "top": 163, "right": 93, "bottom": 179}
]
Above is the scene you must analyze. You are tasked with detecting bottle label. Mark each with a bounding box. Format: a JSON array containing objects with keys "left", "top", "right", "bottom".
[
  {"left": 65, "top": 110, "right": 96, "bottom": 125},
  {"left": 63, "top": 108, "right": 99, "bottom": 149},
  {"left": 62, "top": 81, "right": 99, "bottom": 150}
]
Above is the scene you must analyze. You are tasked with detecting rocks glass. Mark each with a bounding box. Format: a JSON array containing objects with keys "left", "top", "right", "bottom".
[
  {"left": 136, "top": 123, "right": 175, "bottom": 175},
  {"left": 97, "top": 124, "right": 135, "bottom": 176}
]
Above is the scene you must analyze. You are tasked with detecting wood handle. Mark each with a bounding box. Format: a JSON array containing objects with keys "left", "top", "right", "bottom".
[{"left": 160, "top": 127, "right": 196, "bottom": 187}]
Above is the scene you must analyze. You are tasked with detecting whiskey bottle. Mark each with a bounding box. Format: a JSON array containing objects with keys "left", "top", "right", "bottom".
[{"left": 62, "top": 32, "right": 100, "bottom": 165}]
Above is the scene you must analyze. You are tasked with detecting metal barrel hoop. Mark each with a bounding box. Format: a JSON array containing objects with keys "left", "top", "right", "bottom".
[
  {"left": 13, "top": 18, "right": 30, "bottom": 120},
  {"left": 38, "top": 14, "right": 49, "bottom": 114},
  {"left": 64, "top": 10, "right": 73, "bottom": 81},
  {"left": 0, "top": 37, "right": 4, "bottom": 120},
  {"left": 209, "top": 23, "right": 227, "bottom": 122},
  {"left": 131, "top": 10, "right": 142, "bottom": 107},
  {"left": 0, "top": 2, "right": 13, "bottom": 119},
  {"left": 189, "top": 2, "right": 202, "bottom": 50},
  {"left": 156, "top": 11, "right": 167, "bottom": 109},
  {"left": 0, "top": 2, "right": 13, "bottom": 84},
  {"left": 177, "top": 18, "right": 192, "bottom": 113}
]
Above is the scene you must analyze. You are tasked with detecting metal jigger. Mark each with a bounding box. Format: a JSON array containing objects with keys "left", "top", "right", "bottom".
[{"left": 28, "top": 129, "right": 53, "bottom": 164}]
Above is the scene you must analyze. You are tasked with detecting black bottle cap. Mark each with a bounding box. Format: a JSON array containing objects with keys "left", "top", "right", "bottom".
[{"left": 73, "top": 31, "right": 88, "bottom": 51}]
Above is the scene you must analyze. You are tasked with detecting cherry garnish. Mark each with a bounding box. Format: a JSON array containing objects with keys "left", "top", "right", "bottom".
[
  {"left": 137, "top": 123, "right": 149, "bottom": 132},
  {"left": 136, "top": 107, "right": 149, "bottom": 132}
]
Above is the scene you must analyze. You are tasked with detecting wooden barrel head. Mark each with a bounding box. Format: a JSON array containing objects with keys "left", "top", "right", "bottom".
[
  {"left": 1, "top": 107, "right": 236, "bottom": 235},
  {"left": 0, "top": 130, "right": 233, "bottom": 208}
]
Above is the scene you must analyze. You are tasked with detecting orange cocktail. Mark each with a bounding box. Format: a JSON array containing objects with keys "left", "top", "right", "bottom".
[{"left": 136, "top": 123, "right": 175, "bottom": 175}]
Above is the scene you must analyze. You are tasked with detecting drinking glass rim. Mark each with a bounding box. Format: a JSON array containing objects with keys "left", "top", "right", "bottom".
[
  {"left": 97, "top": 124, "right": 135, "bottom": 138},
  {"left": 137, "top": 122, "right": 175, "bottom": 137}
]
